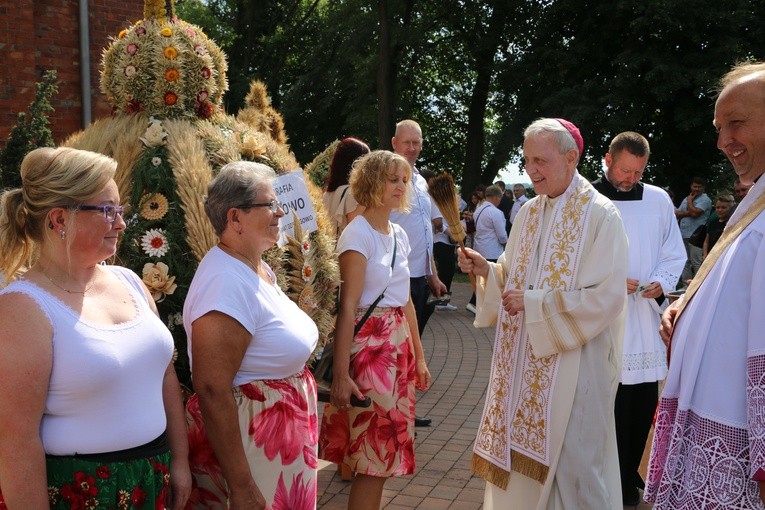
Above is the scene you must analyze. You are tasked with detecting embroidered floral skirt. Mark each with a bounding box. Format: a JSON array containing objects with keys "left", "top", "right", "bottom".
[
  {"left": 185, "top": 368, "right": 318, "bottom": 509},
  {"left": 318, "top": 306, "right": 416, "bottom": 477},
  {"left": 0, "top": 451, "right": 172, "bottom": 509}
]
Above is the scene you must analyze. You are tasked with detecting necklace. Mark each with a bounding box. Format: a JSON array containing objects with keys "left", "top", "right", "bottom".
[
  {"left": 219, "top": 242, "right": 260, "bottom": 273},
  {"left": 42, "top": 269, "right": 97, "bottom": 295}
]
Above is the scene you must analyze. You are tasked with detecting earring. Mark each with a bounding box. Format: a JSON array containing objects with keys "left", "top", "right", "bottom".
[{"left": 60, "top": 229, "right": 66, "bottom": 240}]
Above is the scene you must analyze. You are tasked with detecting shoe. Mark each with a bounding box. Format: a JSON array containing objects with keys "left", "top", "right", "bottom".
[
  {"left": 414, "top": 416, "right": 432, "bottom": 427},
  {"left": 436, "top": 303, "right": 458, "bottom": 311},
  {"left": 466, "top": 303, "right": 477, "bottom": 314}
]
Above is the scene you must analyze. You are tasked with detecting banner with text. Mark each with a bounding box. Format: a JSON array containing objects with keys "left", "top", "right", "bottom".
[{"left": 274, "top": 169, "right": 318, "bottom": 246}]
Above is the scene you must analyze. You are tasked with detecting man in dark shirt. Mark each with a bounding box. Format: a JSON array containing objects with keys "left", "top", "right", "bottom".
[{"left": 493, "top": 180, "right": 514, "bottom": 234}]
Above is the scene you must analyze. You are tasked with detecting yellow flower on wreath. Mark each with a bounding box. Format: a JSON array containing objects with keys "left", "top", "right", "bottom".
[
  {"left": 140, "top": 193, "right": 170, "bottom": 220},
  {"left": 163, "top": 46, "right": 178, "bottom": 60},
  {"left": 165, "top": 68, "right": 180, "bottom": 82},
  {"left": 142, "top": 262, "right": 178, "bottom": 303},
  {"left": 160, "top": 27, "right": 172, "bottom": 37}
]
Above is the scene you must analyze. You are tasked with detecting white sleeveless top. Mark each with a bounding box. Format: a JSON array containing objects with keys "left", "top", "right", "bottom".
[{"left": 0, "top": 266, "right": 173, "bottom": 455}]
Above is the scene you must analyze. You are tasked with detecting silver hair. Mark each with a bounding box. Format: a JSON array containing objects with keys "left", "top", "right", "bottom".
[
  {"left": 523, "top": 118, "right": 579, "bottom": 157},
  {"left": 205, "top": 161, "right": 276, "bottom": 236}
]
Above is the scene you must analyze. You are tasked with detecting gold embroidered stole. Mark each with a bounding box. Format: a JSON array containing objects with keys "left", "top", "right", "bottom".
[
  {"left": 674, "top": 190, "right": 765, "bottom": 325},
  {"left": 472, "top": 174, "right": 597, "bottom": 489}
]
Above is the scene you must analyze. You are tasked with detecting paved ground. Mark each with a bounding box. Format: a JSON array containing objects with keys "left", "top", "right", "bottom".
[{"left": 316, "top": 281, "right": 653, "bottom": 509}]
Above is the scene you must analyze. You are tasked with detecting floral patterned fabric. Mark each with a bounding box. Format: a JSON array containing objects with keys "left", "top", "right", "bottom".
[
  {"left": 185, "top": 368, "right": 318, "bottom": 509},
  {"left": 0, "top": 451, "right": 171, "bottom": 510},
  {"left": 318, "top": 307, "right": 416, "bottom": 477}
]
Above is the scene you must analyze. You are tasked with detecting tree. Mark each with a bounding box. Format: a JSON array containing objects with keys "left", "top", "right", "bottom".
[
  {"left": 176, "top": 0, "right": 765, "bottom": 198},
  {"left": 0, "top": 70, "right": 58, "bottom": 189}
]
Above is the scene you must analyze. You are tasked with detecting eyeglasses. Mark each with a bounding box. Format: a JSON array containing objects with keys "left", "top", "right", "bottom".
[
  {"left": 78, "top": 204, "right": 126, "bottom": 223},
  {"left": 236, "top": 200, "right": 282, "bottom": 214}
]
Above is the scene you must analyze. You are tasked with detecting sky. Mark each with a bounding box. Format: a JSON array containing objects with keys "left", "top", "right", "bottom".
[{"left": 497, "top": 163, "right": 531, "bottom": 186}]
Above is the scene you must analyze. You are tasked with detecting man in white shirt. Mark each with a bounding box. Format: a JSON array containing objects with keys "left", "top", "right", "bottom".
[
  {"left": 591, "top": 131, "right": 686, "bottom": 506},
  {"left": 390, "top": 119, "right": 447, "bottom": 427},
  {"left": 509, "top": 183, "right": 529, "bottom": 225},
  {"left": 467, "top": 185, "right": 507, "bottom": 312}
]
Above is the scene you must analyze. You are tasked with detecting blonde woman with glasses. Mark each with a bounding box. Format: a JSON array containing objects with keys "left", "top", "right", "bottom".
[{"left": 0, "top": 147, "right": 191, "bottom": 509}]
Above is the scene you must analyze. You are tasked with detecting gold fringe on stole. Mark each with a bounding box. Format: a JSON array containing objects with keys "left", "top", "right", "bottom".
[
  {"left": 510, "top": 449, "right": 549, "bottom": 484},
  {"left": 472, "top": 454, "right": 511, "bottom": 489}
]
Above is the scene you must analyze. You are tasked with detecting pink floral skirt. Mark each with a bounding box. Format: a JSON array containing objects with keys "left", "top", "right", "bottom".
[
  {"left": 185, "top": 368, "right": 318, "bottom": 509},
  {"left": 318, "top": 306, "right": 416, "bottom": 477}
]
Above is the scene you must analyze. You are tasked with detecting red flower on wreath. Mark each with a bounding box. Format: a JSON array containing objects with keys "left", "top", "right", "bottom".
[
  {"left": 131, "top": 486, "right": 147, "bottom": 508},
  {"left": 126, "top": 99, "right": 143, "bottom": 113},
  {"left": 163, "top": 92, "right": 177, "bottom": 106},
  {"left": 197, "top": 101, "right": 214, "bottom": 119},
  {"left": 96, "top": 465, "right": 110, "bottom": 479}
]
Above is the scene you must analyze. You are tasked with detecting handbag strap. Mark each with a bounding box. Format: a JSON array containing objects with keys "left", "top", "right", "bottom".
[{"left": 354, "top": 227, "right": 397, "bottom": 336}]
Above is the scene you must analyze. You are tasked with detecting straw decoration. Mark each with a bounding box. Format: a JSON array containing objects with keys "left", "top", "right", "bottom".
[{"left": 429, "top": 173, "right": 475, "bottom": 287}]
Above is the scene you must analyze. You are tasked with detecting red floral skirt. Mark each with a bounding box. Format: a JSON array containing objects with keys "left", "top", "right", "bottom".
[
  {"left": 318, "top": 307, "right": 416, "bottom": 477},
  {"left": 185, "top": 368, "right": 318, "bottom": 509},
  {"left": 0, "top": 451, "right": 171, "bottom": 510}
]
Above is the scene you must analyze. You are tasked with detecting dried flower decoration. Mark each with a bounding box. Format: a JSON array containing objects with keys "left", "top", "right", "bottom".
[
  {"left": 151, "top": 156, "right": 162, "bottom": 166},
  {"left": 101, "top": 5, "right": 228, "bottom": 120},
  {"left": 139, "top": 193, "right": 170, "bottom": 220},
  {"left": 240, "top": 134, "right": 266, "bottom": 160},
  {"left": 164, "top": 92, "right": 177, "bottom": 105},
  {"left": 197, "top": 102, "right": 214, "bottom": 119},
  {"left": 142, "top": 262, "right": 177, "bottom": 302},
  {"left": 141, "top": 119, "right": 167, "bottom": 147},
  {"left": 141, "top": 228, "right": 170, "bottom": 257}
]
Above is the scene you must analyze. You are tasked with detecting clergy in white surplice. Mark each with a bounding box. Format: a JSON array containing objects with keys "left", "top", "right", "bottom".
[
  {"left": 458, "top": 118, "right": 628, "bottom": 510},
  {"left": 591, "top": 131, "right": 686, "bottom": 506},
  {"left": 645, "top": 63, "right": 765, "bottom": 510}
]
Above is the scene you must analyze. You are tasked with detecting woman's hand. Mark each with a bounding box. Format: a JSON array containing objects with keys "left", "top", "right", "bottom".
[
  {"left": 415, "top": 360, "right": 431, "bottom": 391},
  {"left": 168, "top": 459, "right": 192, "bottom": 510},
  {"left": 229, "top": 480, "right": 267, "bottom": 510},
  {"left": 331, "top": 373, "right": 365, "bottom": 410}
]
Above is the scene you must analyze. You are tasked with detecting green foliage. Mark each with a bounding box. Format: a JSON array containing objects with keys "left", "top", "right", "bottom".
[
  {"left": 175, "top": 0, "right": 765, "bottom": 200},
  {"left": 118, "top": 142, "right": 196, "bottom": 384},
  {"left": 0, "top": 70, "right": 58, "bottom": 189}
]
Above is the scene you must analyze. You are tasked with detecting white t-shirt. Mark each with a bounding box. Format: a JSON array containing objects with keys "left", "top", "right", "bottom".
[
  {"left": 184, "top": 247, "right": 318, "bottom": 386},
  {"left": 473, "top": 201, "right": 508, "bottom": 260},
  {"left": 337, "top": 216, "right": 411, "bottom": 307}
]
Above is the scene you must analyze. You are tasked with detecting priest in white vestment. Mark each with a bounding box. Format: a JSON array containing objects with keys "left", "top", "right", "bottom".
[
  {"left": 591, "top": 131, "right": 686, "bottom": 506},
  {"left": 459, "top": 118, "right": 628, "bottom": 510},
  {"left": 645, "top": 62, "right": 765, "bottom": 510}
]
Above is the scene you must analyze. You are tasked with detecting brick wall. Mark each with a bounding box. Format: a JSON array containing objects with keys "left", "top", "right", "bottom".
[{"left": 0, "top": 0, "right": 143, "bottom": 149}]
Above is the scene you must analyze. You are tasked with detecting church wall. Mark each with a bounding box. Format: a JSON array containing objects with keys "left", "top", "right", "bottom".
[{"left": 0, "top": 0, "right": 143, "bottom": 149}]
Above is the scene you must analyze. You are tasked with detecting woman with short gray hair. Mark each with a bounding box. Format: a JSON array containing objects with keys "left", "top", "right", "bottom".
[{"left": 184, "top": 161, "right": 320, "bottom": 509}]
